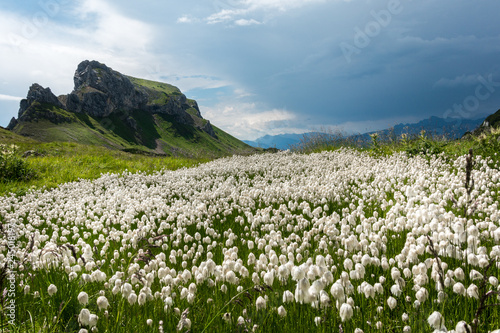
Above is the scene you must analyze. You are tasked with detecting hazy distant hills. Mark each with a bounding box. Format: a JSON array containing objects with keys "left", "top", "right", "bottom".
[
  {"left": 244, "top": 116, "right": 485, "bottom": 150},
  {"left": 243, "top": 133, "right": 322, "bottom": 150}
]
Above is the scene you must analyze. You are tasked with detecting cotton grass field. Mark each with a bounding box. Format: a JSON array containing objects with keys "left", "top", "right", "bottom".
[{"left": 1, "top": 148, "right": 500, "bottom": 332}]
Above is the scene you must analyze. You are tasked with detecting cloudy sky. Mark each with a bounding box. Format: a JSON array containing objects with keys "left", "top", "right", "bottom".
[{"left": 1, "top": 0, "right": 500, "bottom": 140}]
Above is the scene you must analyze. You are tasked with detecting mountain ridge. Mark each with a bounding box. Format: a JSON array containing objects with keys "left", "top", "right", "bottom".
[
  {"left": 244, "top": 116, "right": 485, "bottom": 150},
  {"left": 7, "top": 60, "right": 253, "bottom": 157}
]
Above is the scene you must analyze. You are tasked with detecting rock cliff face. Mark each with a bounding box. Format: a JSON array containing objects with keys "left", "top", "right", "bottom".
[
  {"left": 7, "top": 83, "right": 68, "bottom": 130},
  {"left": 64, "top": 60, "right": 147, "bottom": 117},
  {"left": 9, "top": 60, "right": 216, "bottom": 137}
]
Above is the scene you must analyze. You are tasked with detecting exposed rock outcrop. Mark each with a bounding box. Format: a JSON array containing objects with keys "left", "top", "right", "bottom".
[
  {"left": 6, "top": 84, "right": 73, "bottom": 128},
  {"left": 18, "top": 83, "right": 65, "bottom": 118},
  {"left": 65, "top": 60, "right": 148, "bottom": 117},
  {"left": 9, "top": 60, "right": 217, "bottom": 138},
  {"left": 62, "top": 60, "right": 206, "bottom": 132}
]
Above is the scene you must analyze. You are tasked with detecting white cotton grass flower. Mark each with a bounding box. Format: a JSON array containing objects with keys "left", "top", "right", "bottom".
[
  {"left": 128, "top": 292, "right": 138, "bottom": 305},
  {"left": 467, "top": 284, "right": 479, "bottom": 299},
  {"left": 96, "top": 296, "right": 109, "bottom": 310},
  {"left": 390, "top": 284, "right": 402, "bottom": 297},
  {"left": 330, "top": 282, "right": 345, "bottom": 301},
  {"left": 339, "top": 303, "right": 353, "bottom": 322},
  {"left": 256, "top": 296, "right": 266, "bottom": 310},
  {"left": 455, "top": 321, "right": 471, "bottom": 333},
  {"left": 78, "top": 292, "right": 89, "bottom": 305},
  {"left": 79, "top": 308, "right": 91, "bottom": 326},
  {"left": 454, "top": 267, "right": 465, "bottom": 281},
  {"left": 343, "top": 258, "right": 353, "bottom": 271},
  {"left": 387, "top": 296, "right": 397, "bottom": 310},
  {"left": 121, "top": 283, "right": 132, "bottom": 298},
  {"left": 283, "top": 290, "right": 294, "bottom": 303},
  {"left": 309, "top": 279, "right": 326, "bottom": 298},
  {"left": 277, "top": 305, "right": 287, "bottom": 317},
  {"left": 489, "top": 276, "right": 499, "bottom": 287},
  {"left": 314, "top": 317, "right": 322, "bottom": 326},
  {"left": 89, "top": 314, "right": 98, "bottom": 328},
  {"left": 416, "top": 287, "right": 428, "bottom": 303},
  {"left": 291, "top": 266, "right": 305, "bottom": 281},
  {"left": 295, "top": 278, "right": 312, "bottom": 304},
  {"left": 138, "top": 292, "right": 147, "bottom": 306},
  {"left": 263, "top": 271, "right": 274, "bottom": 286},
  {"left": 319, "top": 290, "right": 330, "bottom": 308},
  {"left": 453, "top": 282, "right": 466, "bottom": 296},
  {"left": 470, "top": 269, "right": 483, "bottom": 281},
  {"left": 427, "top": 311, "right": 445, "bottom": 330},
  {"left": 47, "top": 284, "right": 57, "bottom": 296},
  {"left": 78, "top": 329, "right": 88, "bottom": 333}
]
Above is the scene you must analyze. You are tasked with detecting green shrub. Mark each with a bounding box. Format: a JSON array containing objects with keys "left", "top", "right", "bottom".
[
  {"left": 0, "top": 144, "right": 36, "bottom": 182},
  {"left": 404, "top": 130, "right": 445, "bottom": 156}
]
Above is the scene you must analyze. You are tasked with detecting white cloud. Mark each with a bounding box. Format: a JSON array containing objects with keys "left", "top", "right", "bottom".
[
  {"left": 0, "top": 94, "right": 23, "bottom": 101},
  {"left": 206, "top": 0, "right": 329, "bottom": 24},
  {"left": 202, "top": 101, "right": 303, "bottom": 140},
  {"left": 177, "top": 16, "right": 195, "bottom": 23},
  {"left": 75, "top": 0, "right": 154, "bottom": 52},
  {"left": 0, "top": 1, "right": 162, "bottom": 96},
  {"left": 207, "top": 8, "right": 248, "bottom": 24},
  {"left": 234, "top": 18, "right": 261, "bottom": 26}
]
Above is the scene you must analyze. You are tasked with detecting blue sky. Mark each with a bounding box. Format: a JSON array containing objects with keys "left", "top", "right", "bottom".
[{"left": 1, "top": 0, "right": 500, "bottom": 140}]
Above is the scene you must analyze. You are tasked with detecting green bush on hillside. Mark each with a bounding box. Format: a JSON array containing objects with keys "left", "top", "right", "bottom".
[
  {"left": 0, "top": 144, "right": 36, "bottom": 182},
  {"left": 403, "top": 130, "right": 445, "bottom": 156}
]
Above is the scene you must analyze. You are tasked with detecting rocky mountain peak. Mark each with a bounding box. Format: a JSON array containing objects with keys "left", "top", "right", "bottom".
[
  {"left": 8, "top": 60, "right": 217, "bottom": 139},
  {"left": 65, "top": 60, "right": 147, "bottom": 118},
  {"left": 20, "top": 83, "right": 64, "bottom": 117},
  {"left": 73, "top": 60, "right": 138, "bottom": 99}
]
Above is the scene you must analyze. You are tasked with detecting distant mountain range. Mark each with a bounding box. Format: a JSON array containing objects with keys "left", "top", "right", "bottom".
[
  {"left": 244, "top": 116, "right": 485, "bottom": 150},
  {"left": 7, "top": 60, "right": 254, "bottom": 157},
  {"left": 243, "top": 133, "right": 320, "bottom": 150}
]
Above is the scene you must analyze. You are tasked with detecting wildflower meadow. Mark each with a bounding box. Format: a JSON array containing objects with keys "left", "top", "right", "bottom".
[{"left": 1, "top": 148, "right": 499, "bottom": 332}]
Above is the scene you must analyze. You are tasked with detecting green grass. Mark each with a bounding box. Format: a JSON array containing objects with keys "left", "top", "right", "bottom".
[
  {"left": 127, "top": 76, "right": 182, "bottom": 104},
  {"left": 293, "top": 127, "right": 500, "bottom": 165},
  {"left": 10, "top": 109, "right": 254, "bottom": 159},
  {"left": 127, "top": 76, "right": 181, "bottom": 95},
  {"left": 1, "top": 127, "right": 500, "bottom": 332},
  {"left": 0, "top": 140, "right": 206, "bottom": 196},
  {"left": 3, "top": 150, "right": 499, "bottom": 332}
]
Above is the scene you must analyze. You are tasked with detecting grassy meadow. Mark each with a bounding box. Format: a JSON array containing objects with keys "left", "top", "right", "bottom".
[{"left": 1, "top": 128, "right": 500, "bottom": 332}]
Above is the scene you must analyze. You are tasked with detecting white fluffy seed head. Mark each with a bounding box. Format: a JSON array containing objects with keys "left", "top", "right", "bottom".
[
  {"left": 96, "top": 296, "right": 109, "bottom": 310},
  {"left": 387, "top": 296, "right": 397, "bottom": 310},
  {"left": 79, "top": 308, "right": 90, "bottom": 326},
  {"left": 427, "top": 311, "right": 444, "bottom": 330},
  {"left": 256, "top": 296, "right": 266, "bottom": 310},
  {"left": 78, "top": 291, "right": 89, "bottom": 305},
  {"left": 47, "top": 284, "right": 57, "bottom": 296},
  {"left": 339, "top": 303, "right": 353, "bottom": 322},
  {"left": 277, "top": 305, "right": 287, "bottom": 317}
]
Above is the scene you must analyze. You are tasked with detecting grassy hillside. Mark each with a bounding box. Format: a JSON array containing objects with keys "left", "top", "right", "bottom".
[
  {"left": 0, "top": 137, "right": 207, "bottom": 196},
  {"left": 0, "top": 126, "right": 38, "bottom": 144},
  {"left": 11, "top": 105, "right": 254, "bottom": 158},
  {"left": 10, "top": 71, "right": 255, "bottom": 158}
]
